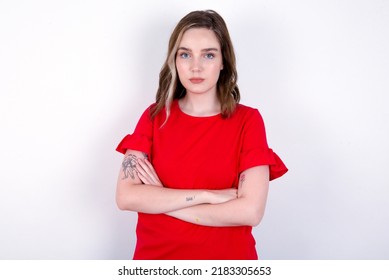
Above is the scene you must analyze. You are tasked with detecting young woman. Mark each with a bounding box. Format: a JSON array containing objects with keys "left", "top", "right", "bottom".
[{"left": 116, "top": 10, "right": 288, "bottom": 260}]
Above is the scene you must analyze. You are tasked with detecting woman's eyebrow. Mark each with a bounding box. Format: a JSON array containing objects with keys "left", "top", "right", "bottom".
[
  {"left": 202, "top": 48, "right": 219, "bottom": 52},
  {"left": 177, "top": 47, "right": 191, "bottom": 52},
  {"left": 177, "top": 47, "right": 220, "bottom": 52}
]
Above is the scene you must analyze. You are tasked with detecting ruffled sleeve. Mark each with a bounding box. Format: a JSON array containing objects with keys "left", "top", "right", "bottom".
[
  {"left": 116, "top": 105, "right": 154, "bottom": 156},
  {"left": 238, "top": 108, "right": 288, "bottom": 181}
]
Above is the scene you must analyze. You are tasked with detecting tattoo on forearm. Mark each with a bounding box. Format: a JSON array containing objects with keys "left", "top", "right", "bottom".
[
  {"left": 186, "top": 196, "right": 195, "bottom": 202},
  {"left": 240, "top": 173, "right": 246, "bottom": 183},
  {"left": 122, "top": 154, "right": 138, "bottom": 180}
]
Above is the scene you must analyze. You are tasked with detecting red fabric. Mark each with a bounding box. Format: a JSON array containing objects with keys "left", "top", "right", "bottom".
[{"left": 116, "top": 100, "right": 288, "bottom": 259}]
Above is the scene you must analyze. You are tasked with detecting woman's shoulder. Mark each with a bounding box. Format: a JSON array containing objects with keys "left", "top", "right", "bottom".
[
  {"left": 144, "top": 102, "right": 158, "bottom": 112},
  {"left": 142, "top": 102, "right": 163, "bottom": 117},
  {"left": 227, "top": 103, "right": 266, "bottom": 128},
  {"left": 235, "top": 103, "right": 257, "bottom": 112},
  {"left": 233, "top": 103, "right": 262, "bottom": 118}
]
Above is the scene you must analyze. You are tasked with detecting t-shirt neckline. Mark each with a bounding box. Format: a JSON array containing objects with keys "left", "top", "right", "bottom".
[{"left": 174, "top": 99, "right": 222, "bottom": 119}]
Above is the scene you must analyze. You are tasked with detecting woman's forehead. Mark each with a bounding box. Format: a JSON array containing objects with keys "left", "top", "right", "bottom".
[{"left": 179, "top": 28, "right": 220, "bottom": 50}]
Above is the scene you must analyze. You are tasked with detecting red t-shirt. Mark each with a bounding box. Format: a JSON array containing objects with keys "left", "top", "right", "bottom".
[{"left": 116, "top": 99, "right": 288, "bottom": 259}]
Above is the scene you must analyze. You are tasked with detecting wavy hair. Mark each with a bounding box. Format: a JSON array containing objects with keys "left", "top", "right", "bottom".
[{"left": 151, "top": 10, "right": 240, "bottom": 122}]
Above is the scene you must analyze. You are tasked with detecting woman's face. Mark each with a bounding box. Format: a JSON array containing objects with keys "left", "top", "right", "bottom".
[{"left": 176, "top": 28, "right": 224, "bottom": 97}]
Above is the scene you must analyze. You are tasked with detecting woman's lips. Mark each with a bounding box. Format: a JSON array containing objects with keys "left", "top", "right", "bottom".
[{"left": 189, "top": 78, "right": 205, "bottom": 84}]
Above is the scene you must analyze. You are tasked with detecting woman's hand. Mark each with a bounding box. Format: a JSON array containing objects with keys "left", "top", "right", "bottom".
[{"left": 136, "top": 158, "right": 163, "bottom": 187}]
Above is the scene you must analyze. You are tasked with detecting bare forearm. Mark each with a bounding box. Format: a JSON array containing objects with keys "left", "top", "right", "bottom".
[
  {"left": 166, "top": 197, "right": 265, "bottom": 227},
  {"left": 116, "top": 184, "right": 209, "bottom": 214}
]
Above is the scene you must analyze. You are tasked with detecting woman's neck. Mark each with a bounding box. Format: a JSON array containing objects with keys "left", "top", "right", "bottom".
[{"left": 179, "top": 93, "right": 221, "bottom": 117}]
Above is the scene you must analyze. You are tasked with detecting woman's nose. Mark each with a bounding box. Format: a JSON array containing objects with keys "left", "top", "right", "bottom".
[{"left": 190, "top": 57, "right": 202, "bottom": 72}]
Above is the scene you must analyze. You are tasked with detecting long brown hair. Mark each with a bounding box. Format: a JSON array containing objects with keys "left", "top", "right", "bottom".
[{"left": 151, "top": 10, "right": 240, "bottom": 121}]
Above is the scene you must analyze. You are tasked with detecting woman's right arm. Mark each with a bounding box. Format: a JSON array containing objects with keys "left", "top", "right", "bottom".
[{"left": 116, "top": 149, "right": 236, "bottom": 214}]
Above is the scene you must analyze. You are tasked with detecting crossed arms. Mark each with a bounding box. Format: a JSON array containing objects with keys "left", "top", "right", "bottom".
[{"left": 116, "top": 149, "right": 269, "bottom": 227}]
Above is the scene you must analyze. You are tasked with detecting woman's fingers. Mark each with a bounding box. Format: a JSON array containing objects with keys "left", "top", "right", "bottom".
[
  {"left": 136, "top": 159, "right": 153, "bottom": 184},
  {"left": 135, "top": 161, "right": 150, "bottom": 184},
  {"left": 136, "top": 158, "right": 163, "bottom": 187},
  {"left": 136, "top": 169, "right": 151, "bottom": 185},
  {"left": 144, "top": 159, "right": 163, "bottom": 186},
  {"left": 144, "top": 159, "right": 159, "bottom": 178}
]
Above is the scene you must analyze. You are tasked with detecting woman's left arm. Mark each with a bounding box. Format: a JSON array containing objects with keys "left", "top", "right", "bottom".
[{"left": 166, "top": 165, "right": 269, "bottom": 227}]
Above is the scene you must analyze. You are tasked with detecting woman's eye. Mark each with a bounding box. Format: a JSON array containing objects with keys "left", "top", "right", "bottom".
[
  {"left": 179, "top": 53, "right": 190, "bottom": 59},
  {"left": 205, "top": 53, "right": 215, "bottom": 59}
]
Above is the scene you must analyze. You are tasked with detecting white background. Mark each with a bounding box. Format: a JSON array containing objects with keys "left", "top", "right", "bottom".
[{"left": 0, "top": 0, "right": 388, "bottom": 259}]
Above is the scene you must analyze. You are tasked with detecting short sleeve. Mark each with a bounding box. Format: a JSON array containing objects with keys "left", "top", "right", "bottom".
[
  {"left": 116, "top": 106, "right": 154, "bottom": 156},
  {"left": 239, "top": 109, "right": 288, "bottom": 181}
]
